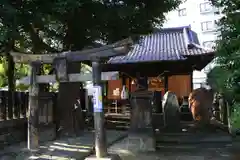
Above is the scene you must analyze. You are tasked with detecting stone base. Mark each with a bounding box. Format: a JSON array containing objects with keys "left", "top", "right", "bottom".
[
  {"left": 85, "top": 154, "right": 121, "bottom": 160},
  {"left": 39, "top": 126, "right": 56, "bottom": 142},
  {"left": 125, "top": 134, "right": 156, "bottom": 152}
]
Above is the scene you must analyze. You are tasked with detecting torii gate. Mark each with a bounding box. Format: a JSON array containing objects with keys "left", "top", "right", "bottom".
[{"left": 10, "top": 38, "right": 133, "bottom": 158}]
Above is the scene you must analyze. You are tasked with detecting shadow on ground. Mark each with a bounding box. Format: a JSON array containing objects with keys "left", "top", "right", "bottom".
[{"left": 0, "top": 130, "right": 127, "bottom": 160}]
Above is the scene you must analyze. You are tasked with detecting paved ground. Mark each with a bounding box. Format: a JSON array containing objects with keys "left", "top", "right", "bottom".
[
  {"left": 0, "top": 130, "right": 127, "bottom": 160},
  {"left": 1, "top": 130, "right": 239, "bottom": 160},
  {"left": 106, "top": 137, "right": 240, "bottom": 160}
]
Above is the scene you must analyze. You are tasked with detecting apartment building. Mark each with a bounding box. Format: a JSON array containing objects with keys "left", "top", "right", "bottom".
[
  {"left": 163, "top": 0, "right": 222, "bottom": 88},
  {"left": 163, "top": 0, "right": 222, "bottom": 48}
]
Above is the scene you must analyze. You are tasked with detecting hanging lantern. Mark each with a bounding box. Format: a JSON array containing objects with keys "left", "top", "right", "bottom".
[{"left": 131, "top": 80, "right": 135, "bottom": 85}]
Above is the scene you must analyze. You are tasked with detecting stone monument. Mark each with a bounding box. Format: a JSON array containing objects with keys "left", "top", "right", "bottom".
[
  {"left": 162, "top": 91, "right": 180, "bottom": 131},
  {"left": 127, "top": 74, "right": 155, "bottom": 152}
]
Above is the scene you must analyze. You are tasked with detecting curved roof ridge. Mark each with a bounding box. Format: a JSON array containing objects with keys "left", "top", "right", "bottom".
[{"left": 190, "top": 42, "right": 214, "bottom": 52}]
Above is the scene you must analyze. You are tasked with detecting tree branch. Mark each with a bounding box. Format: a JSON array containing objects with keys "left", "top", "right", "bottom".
[{"left": 28, "top": 23, "right": 59, "bottom": 53}]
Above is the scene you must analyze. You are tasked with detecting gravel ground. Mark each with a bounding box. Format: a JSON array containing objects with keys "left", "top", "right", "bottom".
[{"left": 107, "top": 138, "right": 240, "bottom": 160}]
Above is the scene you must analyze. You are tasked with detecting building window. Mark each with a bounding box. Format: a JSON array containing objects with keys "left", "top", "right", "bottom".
[
  {"left": 178, "top": 8, "right": 187, "bottom": 16},
  {"left": 200, "top": 2, "right": 212, "bottom": 13},
  {"left": 203, "top": 41, "right": 215, "bottom": 49},
  {"left": 201, "top": 21, "right": 215, "bottom": 31}
]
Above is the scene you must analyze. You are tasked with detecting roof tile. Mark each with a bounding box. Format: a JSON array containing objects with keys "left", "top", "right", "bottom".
[{"left": 108, "top": 26, "right": 211, "bottom": 64}]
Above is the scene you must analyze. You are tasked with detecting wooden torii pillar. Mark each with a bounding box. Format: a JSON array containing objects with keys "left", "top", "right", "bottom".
[{"left": 10, "top": 38, "right": 133, "bottom": 158}]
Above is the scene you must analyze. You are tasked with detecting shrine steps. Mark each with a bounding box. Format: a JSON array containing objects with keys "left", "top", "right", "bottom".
[
  {"left": 105, "top": 114, "right": 130, "bottom": 130},
  {"left": 156, "top": 132, "right": 231, "bottom": 143},
  {"left": 156, "top": 142, "right": 233, "bottom": 152},
  {"left": 154, "top": 119, "right": 233, "bottom": 148}
]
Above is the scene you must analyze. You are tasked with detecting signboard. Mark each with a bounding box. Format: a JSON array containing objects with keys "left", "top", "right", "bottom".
[{"left": 93, "top": 86, "right": 103, "bottom": 112}]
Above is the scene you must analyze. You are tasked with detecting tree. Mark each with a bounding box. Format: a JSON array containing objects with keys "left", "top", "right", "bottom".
[
  {"left": 0, "top": 57, "right": 29, "bottom": 89},
  {"left": 0, "top": 0, "right": 61, "bottom": 119},
  {"left": 1, "top": 0, "right": 181, "bottom": 136},
  {"left": 208, "top": 0, "right": 240, "bottom": 102},
  {"left": 207, "top": 65, "right": 233, "bottom": 103},
  {"left": 208, "top": 0, "right": 240, "bottom": 129}
]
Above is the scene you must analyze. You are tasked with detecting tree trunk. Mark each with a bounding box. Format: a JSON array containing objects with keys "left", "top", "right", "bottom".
[
  {"left": 57, "top": 62, "right": 83, "bottom": 137},
  {"left": 6, "top": 52, "right": 15, "bottom": 120}
]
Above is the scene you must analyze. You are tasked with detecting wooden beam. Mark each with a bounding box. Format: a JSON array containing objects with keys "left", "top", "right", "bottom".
[
  {"left": 190, "top": 72, "right": 193, "bottom": 91},
  {"left": 164, "top": 75, "right": 168, "bottom": 92},
  {"left": 18, "top": 72, "right": 119, "bottom": 84},
  {"left": 10, "top": 38, "right": 133, "bottom": 63}
]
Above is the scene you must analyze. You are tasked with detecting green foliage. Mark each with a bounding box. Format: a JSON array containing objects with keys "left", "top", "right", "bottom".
[
  {"left": 208, "top": 0, "right": 240, "bottom": 129},
  {"left": 1, "top": 0, "right": 181, "bottom": 52},
  {"left": 0, "top": 57, "right": 29, "bottom": 90},
  {"left": 207, "top": 66, "right": 231, "bottom": 94},
  {"left": 0, "top": 57, "right": 8, "bottom": 87},
  {"left": 0, "top": 0, "right": 181, "bottom": 85},
  {"left": 207, "top": 0, "right": 240, "bottom": 102},
  {"left": 15, "top": 63, "right": 29, "bottom": 80},
  {"left": 230, "top": 103, "right": 240, "bottom": 129}
]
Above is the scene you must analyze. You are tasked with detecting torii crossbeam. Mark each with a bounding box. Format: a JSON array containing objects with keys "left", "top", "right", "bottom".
[{"left": 10, "top": 38, "right": 133, "bottom": 158}]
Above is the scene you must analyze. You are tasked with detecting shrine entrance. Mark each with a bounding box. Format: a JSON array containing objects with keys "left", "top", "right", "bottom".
[{"left": 10, "top": 38, "right": 133, "bottom": 159}]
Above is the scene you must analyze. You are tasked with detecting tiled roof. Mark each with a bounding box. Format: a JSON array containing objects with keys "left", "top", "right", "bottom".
[{"left": 108, "top": 26, "right": 213, "bottom": 64}]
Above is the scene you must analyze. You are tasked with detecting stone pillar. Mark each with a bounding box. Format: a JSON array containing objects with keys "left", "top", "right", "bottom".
[
  {"left": 92, "top": 58, "right": 107, "bottom": 158},
  {"left": 27, "top": 62, "right": 40, "bottom": 151}
]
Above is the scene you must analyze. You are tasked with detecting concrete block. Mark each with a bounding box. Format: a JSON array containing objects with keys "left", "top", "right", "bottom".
[
  {"left": 85, "top": 154, "right": 122, "bottom": 160},
  {"left": 125, "top": 134, "right": 156, "bottom": 152}
]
